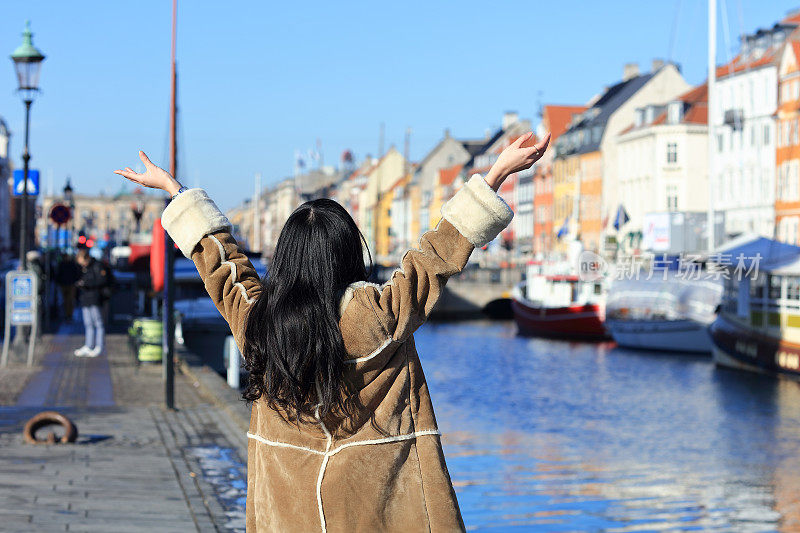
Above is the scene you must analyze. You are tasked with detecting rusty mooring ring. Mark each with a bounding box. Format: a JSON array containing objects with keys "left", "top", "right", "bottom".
[{"left": 23, "top": 411, "right": 78, "bottom": 444}]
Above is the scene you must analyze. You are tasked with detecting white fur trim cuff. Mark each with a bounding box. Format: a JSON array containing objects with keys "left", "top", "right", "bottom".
[
  {"left": 441, "top": 174, "right": 513, "bottom": 247},
  {"left": 161, "top": 188, "right": 232, "bottom": 257}
]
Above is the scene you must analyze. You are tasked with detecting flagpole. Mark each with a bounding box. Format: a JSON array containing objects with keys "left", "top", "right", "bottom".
[{"left": 707, "top": 0, "right": 717, "bottom": 252}]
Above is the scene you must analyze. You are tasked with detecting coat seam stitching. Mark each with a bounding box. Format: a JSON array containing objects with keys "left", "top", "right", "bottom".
[
  {"left": 208, "top": 234, "right": 255, "bottom": 305},
  {"left": 314, "top": 382, "right": 333, "bottom": 533},
  {"left": 344, "top": 337, "right": 392, "bottom": 364},
  {"left": 407, "top": 348, "right": 433, "bottom": 532},
  {"left": 246, "top": 429, "right": 441, "bottom": 456}
]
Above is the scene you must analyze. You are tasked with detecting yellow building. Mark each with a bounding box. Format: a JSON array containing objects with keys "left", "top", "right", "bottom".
[
  {"left": 360, "top": 147, "right": 406, "bottom": 255},
  {"left": 408, "top": 180, "right": 421, "bottom": 245},
  {"left": 375, "top": 183, "right": 395, "bottom": 261},
  {"left": 552, "top": 153, "right": 581, "bottom": 253}
]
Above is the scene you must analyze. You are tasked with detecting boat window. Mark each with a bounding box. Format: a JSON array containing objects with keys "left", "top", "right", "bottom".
[
  {"left": 723, "top": 277, "right": 737, "bottom": 313},
  {"left": 788, "top": 276, "right": 800, "bottom": 300},
  {"left": 750, "top": 272, "right": 766, "bottom": 299},
  {"left": 769, "top": 275, "right": 782, "bottom": 300},
  {"left": 594, "top": 283, "right": 602, "bottom": 295}
]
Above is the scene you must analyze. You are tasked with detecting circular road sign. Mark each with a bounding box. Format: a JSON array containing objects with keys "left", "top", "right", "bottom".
[{"left": 49, "top": 203, "right": 72, "bottom": 225}]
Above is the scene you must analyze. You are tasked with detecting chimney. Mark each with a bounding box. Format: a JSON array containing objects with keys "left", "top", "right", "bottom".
[
  {"left": 443, "top": 128, "right": 451, "bottom": 139},
  {"left": 502, "top": 111, "right": 519, "bottom": 130},
  {"left": 651, "top": 58, "right": 665, "bottom": 72},
  {"left": 623, "top": 63, "right": 639, "bottom": 81}
]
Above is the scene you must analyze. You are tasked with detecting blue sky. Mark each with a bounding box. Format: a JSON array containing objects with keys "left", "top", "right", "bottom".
[{"left": 1, "top": 0, "right": 798, "bottom": 210}]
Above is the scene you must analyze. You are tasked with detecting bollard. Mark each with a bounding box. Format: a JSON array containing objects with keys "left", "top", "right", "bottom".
[
  {"left": 224, "top": 335, "right": 240, "bottom": 389},
  {"left": 23, "top": 411, "right": 78, "bottom": 444}
]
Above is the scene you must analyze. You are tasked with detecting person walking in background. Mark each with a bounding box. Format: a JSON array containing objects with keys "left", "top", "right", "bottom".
[
  {"left": 56, "top": 254, "right": 80, "bottom": 322},
  {"left": 73, "top": 247, "right": 110, "bottom": 358},
  {"left": 114, "top": 131, "right": 549, "bottom": 532},
  {"left": 26, "top": 250, "right": 47, "bottom": 330}
]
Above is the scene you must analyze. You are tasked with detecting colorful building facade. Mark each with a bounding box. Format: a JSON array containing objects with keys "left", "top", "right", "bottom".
[{"left": 777, "top": 36, "right": 800, "bottom": 244}]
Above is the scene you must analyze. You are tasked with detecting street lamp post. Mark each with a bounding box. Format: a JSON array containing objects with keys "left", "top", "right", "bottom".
[
  {"left": 11, "top": 21, "right": 45, "bottom": 270},
  {"left": 63, "top": 178, "right": 73, "bottom": 250}
]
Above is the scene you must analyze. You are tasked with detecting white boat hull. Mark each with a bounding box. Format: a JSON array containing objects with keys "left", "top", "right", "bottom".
[{"left": 606, "top": 318, "right": 713, "bottom": 353}]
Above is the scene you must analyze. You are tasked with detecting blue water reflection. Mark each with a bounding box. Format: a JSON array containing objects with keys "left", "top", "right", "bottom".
[{"left": 415, "top": 320, "right": 800, "bottom": 531}]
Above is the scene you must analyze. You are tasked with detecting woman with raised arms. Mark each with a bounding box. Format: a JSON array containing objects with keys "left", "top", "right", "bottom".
[{"left": 115, "top": 130, "right": 549, "bottom": 532}]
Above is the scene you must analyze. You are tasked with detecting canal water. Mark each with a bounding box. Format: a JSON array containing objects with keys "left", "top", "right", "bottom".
[{"left": 416, "top": 320, "right": 800, "bottom": 532}]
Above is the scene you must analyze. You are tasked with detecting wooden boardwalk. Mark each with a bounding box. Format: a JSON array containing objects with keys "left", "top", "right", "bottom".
[{"left": 0, "top": 326, "right": 250, "bottom": 532}]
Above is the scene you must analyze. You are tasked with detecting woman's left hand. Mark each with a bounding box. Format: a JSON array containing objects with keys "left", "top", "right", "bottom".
[
  {"left": 114, "top": 151, "right": 182, "bottom": 196},
  {"left": 484, "top": 132, "right": 551, "bottom": 191}
]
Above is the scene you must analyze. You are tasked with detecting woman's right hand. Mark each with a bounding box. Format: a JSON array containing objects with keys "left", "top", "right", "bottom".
[{"left": 114, "top": 151, "right": 182, "bottom": 196}]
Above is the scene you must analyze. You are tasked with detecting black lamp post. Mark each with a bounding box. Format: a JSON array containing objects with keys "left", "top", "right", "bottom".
[
  {"left": 63, "top": 177, "right": 73, "bottom": 250},
  {"left": 11, "top": 21, "right": 45, "bottom": 269},
  {"left": 63, "top": 177, "right": 73, "bottom": 205},
  {"left": 131, "top": 188, "right": 145, "bottom": 235}
]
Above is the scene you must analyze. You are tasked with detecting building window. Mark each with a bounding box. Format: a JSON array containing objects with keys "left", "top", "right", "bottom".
[
  {"left": 666, "top": 142, "right": 678, "bottom": 164},
  {"left": 764, "top": 124, "right": 771, "bottom": 146},
  {"left": 666, "top": 184, "right": 678, "bottom": 211},
  {"left": 667, "top": 102, "right": 683, "bottom": 124},
  {"left": 717, "top": 133, "right": 724, "bottom": 153}
]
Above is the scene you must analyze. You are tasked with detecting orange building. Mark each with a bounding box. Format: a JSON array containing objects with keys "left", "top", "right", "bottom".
[
  {"left": 578, "top": 152, "right": 604, "bottom": 250},
  {"left": 777, "top": 36, "right": 800, "bottom": 244}
]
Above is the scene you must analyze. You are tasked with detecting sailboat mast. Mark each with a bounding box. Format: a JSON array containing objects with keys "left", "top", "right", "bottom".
[
  {"left": 163, "top": 0, "right": 178, "bottom": 409},
  {"left": 707, "top": 0, "right": 716, "bottom": 252},
  {"left": 170, "top": 0, "right": 177, "bottom": 179}
]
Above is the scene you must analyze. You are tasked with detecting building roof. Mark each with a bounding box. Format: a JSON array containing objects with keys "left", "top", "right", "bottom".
[
  {"left": 620, "top": 82, "right": 708, "bottom": 135},
  {"left": 715, "top": 18, "right": 800, "bottom": 79},
  {"left": 542, "top": 105, "right": 586, "bottom": 142},
  {"left": 714, "top": 234, "right": 800, "bottom": 272},
  {"left": 783, "top": 10, "right": 800, "bottom": 26},
  {"left": 715, "top": 49, "right": 780, "bottom": 78},
  {"left": 438, "top": 164, "right": 463, "bottom": 187},
  {"left": 558, "top": 70, "right": 657, "bottom": 156}
]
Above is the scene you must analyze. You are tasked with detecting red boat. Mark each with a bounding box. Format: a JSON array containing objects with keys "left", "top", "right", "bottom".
[{"left": 511, "top": 271, "right": 609, "bottom": 340}]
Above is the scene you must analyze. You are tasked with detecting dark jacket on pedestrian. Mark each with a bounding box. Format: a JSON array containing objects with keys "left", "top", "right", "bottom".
[
  {"left": 77, "top": 258, "right": 110, "bottom": 307},
  {"left": 55, "top": 257, "right": 81, "bottom": 287}
]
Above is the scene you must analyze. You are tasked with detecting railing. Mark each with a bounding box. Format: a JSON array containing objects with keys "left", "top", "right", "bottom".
[{"left": 452, "top": 265, "right": 525, "bottom": 286}]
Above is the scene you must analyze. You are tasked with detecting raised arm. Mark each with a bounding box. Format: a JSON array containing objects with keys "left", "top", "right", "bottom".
[
  {"left": 343, "top": 132, "right": 550, "bottom": 342},
  {"left": 115, "top": 152, "right": 261, "bottom": 344}
]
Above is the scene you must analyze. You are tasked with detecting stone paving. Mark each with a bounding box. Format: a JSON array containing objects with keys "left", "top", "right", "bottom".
[{"left": 0, "top": 322, "right": 251, "bottom": 532}]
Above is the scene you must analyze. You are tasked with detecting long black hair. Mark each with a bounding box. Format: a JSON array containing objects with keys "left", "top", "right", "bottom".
[{"left": 242, "top": 198, "right": 371, "bottom": 420}]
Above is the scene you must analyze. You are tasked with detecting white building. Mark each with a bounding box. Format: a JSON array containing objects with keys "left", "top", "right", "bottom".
[
  {"left": 599, "top": 61, "right": 691, "bottom": 238},
  {"left": 414, "top": 129, "right": 493, "bottom": 234},
  {"left": 512, "top": 166, "right": 535, "bottom": 255},
  {"left": 711, "top": 18, "right": 798, "bottom": 238},
  {"left": 617, "top": 84, "right": 709, "bottom": 248}
]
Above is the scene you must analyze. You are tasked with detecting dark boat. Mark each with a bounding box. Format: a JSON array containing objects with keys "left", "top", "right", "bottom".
[{"left": 709, "top": 235, "right": 800, "bottom": 378}]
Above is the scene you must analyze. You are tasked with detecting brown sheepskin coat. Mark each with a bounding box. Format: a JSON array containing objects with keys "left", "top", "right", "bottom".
[{"left": 162, "top": 174, "right": 513, "bottom": 532}]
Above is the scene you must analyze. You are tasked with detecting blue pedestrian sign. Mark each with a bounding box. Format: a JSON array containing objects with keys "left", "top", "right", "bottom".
[
  {"left": 2, "top": 270, "right": 39, "bottom": 367},
  {"left": 11, "top": 276, "right": 33, "bottom": 298},
  {"left": 13, "top": 169, "right": 40, "bottom": 196}
]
